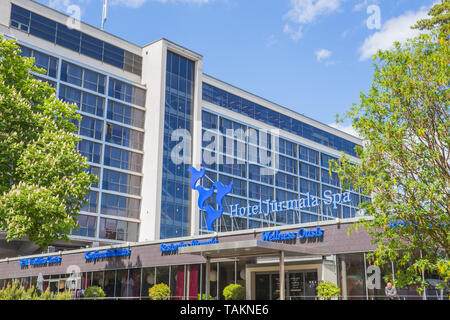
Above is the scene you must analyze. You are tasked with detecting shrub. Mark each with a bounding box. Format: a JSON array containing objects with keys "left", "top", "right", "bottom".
[
  {"left": 148, "top": 283, "right": 171, "bottom": 300},
  {"left": 316, "top": 281, "right": 340, "bottom": 300},
  {"left": 0, "top": 281, "right": 71, "bottom": 300},
  {"left": 83, "top": 286, "right": 106, "bottom": 298},
  {"left": 223, "top": 284, "right": 245, "bottom": 300},
  {"left": 198, "top": 293, "right": 213, "bottom": 300}
]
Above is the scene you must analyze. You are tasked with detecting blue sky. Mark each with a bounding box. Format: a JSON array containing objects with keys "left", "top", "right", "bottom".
[{"left": 38, "top": 0, "right": 436, "bottom": 136}]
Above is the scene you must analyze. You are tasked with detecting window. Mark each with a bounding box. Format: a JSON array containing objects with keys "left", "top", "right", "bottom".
[
  {"left": 300, "top": 162, "right": 320, "bottom": 181},
  {"left": 71, "top": 215, "right": 96, "bottom": 238},
  {"left": 321, "top": 169, "right": 340, "bottom": 187},
  {"left": 60, "top": 61, "right": 82, "bottom": 86},
  {"left": 106, "top": 123, "right": 144, "bottom": 151},
  {"left": 87, "top": 166, "right": 100, "bottom": 188},
  {"left": 101, "top": 193, "right": 140, "bottom": 219},
  {"left": 321, "top": 153, "right": 338, "bottom": 169},
  {"left": 56, "top": 23, "right": 81, "bottom": 52},
  {"left": 10, "top": 4, "right": 30, "bottom": 32},
  {"left": 219, "top": 175, "right": 246, "bottom": 197},
  {"left": 275, "top": 172, "right": 298, "bottom": 191},
  {"left": 59, "top": 85, "right": 81, "bottom": 106},
  {"left": 30, "top": 12, "right": 56, "bottom": 43},
  {"left": 279, "top": 155, "right": 297, "bottom": 175},
  {"left": 73, "top": 116, "right": 103, "bottom": 140},
  {"left": 202, "top": 111, "right": 217, "bottom": 130},
  {"left": 99, "top": 218, "right": 138, "bottom": 242},
  {"left": 279, "top": 138, "right": 297, "bottom": 158},
  {"left": 82, "top": 92, "right": 104, "bottom": 117},
  {"left": 83, "top": 69, "right": 105, "bottom": 94},
  {"left": 60, "top": 61, "right": 105, "bottom": 94},
  {"left": 108, "top": 78, "right": 146, "bottom": 107},
  {"left": 77, "top": 140, "right": 101, "bottom": 164},
  {"left": 299, "top": 146, "right": 319, "bottom": 165},
  {"left": 249, "top": 164, "right": 273, "bottom": 185},
  {"left": 107, "top": 101, "right": 145, "bottom": 129},
  {"left": 81, "top": 191, "right": 98, "bottom": 213},
  {"left": 18, "top": 46, "right": 57, "bottom": 78},
  {"left": 102, "top": 169, "right": 141, "bottom": 196},
  {"left": 104, "top": 146, "right": 143, "bottom": 173}
]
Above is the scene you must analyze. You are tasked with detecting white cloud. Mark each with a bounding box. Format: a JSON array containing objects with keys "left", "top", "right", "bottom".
[
  {"left": 315, "top": 48, "right": 332, "bottom": 62},
  {"left": 110, "top": 0, "right": 211, "bottom": 8},
  {"left": 283, "top": 24, "right": 303, "bottom": 41},
  {"left": 48, "top": 0, "right": 90, "bottom": 11},
  {"left": 265, "top": 35, "right": 278, "bottom": 47},
  {"left": 353, "top": 0, "right": 380, "bottom": 12},
  {"left": 328, "top": 123, "right": 360, "bottom": 138},
  {"left": 358, "top": 6, "right": 430, "bottom": 61},
  {"left": 284, "top": 0, "right": 342, "bottom": 25}
]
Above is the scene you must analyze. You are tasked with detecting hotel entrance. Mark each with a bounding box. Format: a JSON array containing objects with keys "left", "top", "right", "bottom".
[{"left": 255, "top": 270, "right": 318, "bottom": 300}]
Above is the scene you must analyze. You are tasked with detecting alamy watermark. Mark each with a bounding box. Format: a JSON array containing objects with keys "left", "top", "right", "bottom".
[{"left": 170, "top": 121, "right": 280, "bottom": 176}]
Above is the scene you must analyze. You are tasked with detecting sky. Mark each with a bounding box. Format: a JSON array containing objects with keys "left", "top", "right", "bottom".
[{"left": 36, "top": 0, "right": 436, "bottom": 137}]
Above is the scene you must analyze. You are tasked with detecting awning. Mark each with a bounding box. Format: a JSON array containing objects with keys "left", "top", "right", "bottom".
[{"left": 177, "top": 240, "right": 326, "bottom": 259}]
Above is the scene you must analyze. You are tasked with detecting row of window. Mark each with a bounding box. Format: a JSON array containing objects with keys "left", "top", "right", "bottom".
[
  {"left": 59, "top": 85, "right": 146, "bottom": 129},
  {"left": 203, "top": 111, "right": 339, "bottom": 166},
  {"left": 11, "top": 4, "right": 143, "bottom": 75},
  {"left": 71, "top": 214, "right": 139, "bottom": 242},
  {"left": 81, "top": 190, "right": 141, "bottom": 218},
  {"left": 202, "top": 84, "right": 359, "bottom": 157}
]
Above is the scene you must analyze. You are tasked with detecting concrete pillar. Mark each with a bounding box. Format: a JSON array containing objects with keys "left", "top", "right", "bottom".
[
  {"left": 280, "top": 251, "right": 285, "bottom": 300},
  {"left": 341, "top": 259, "right": 347, "bottom": 300},
  {"left": 205, "top": 257, "right": 210, "bottom": 300}
]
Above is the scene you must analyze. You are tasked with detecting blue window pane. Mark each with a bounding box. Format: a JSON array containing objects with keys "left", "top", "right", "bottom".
[
  {"left": 30, "top": 13, "right": 56, "bottom": 43},
  {"left": 56, "top": 23, "right": 81, "bottom": 52}
]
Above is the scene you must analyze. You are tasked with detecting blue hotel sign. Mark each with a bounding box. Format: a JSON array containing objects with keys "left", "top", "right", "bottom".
[
  {"left": 84, "top": 248, "right": 131, "bottom": 262},
  {"left": 160, "top": 237, "right": 219, "bottom": 252},
  {"left": 20, "top": 256, "right": 62, "bottom": 267},
  {"left": 262, "top": 227, "right": 324, "bottom": 242}
]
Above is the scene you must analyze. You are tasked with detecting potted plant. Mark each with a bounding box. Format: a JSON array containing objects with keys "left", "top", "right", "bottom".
[
  {"left": 316, "top": 281, "right": 340, "bottom": 300},
  {"left": 83, "top": 286, "right": 106, "bottom": 298},
  {"left": 148, "top": 283, "right": 171, "bottom": 300},
  {"left": 223, "top": 284, "right": 245, "bottom": 300}
]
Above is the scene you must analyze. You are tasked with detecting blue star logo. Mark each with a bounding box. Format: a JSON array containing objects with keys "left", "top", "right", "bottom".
[{"left": 188, "top": 167, "right": 233, "bottom": 231}]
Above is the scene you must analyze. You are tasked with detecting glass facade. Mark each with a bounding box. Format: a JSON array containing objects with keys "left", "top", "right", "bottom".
[
  {"left": 10, "top": 4, "right": 143, "bottom": 75},
  {"left": 5, "top": 250, "right": 441, "bottom": 300},
  {"left": 14, "top": 41, "right": 146, "bottom": 243},
  {"left": 160, "top": 51, "right": 195, "bottom": 239},
  {"left": 200, "top": 110, "right": 365, "bottom": 234},
  {"left": 202, "top": 82, "right": 359, "bottom": 157}
]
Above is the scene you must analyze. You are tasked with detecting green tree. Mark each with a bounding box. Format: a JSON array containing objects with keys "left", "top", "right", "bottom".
[
  {"left": 0, "top": 35, "right": 96, "bottom": 248},
  {"left": 331, "top": 25, "right": 449, "bottom": 291},
  {"left": 413, "top": 0, "right": 450, "bottom": 31}
]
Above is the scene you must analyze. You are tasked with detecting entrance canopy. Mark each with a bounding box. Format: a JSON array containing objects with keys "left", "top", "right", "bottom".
[{"left": 177, "top": 240, "right": 326, "bottom": 259}]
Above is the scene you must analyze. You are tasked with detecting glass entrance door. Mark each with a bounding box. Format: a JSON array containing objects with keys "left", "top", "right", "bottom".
[{"left": 254, "top": 270, "right": 318, "bottom": 300}]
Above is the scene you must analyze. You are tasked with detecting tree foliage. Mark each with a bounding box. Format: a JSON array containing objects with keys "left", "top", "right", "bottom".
[
  {"left": 413, "top": 0, "right": 450, "bottom": 31},
  {"left": 332, "top": 25, "right": 449, "bottom": 290},
  {"left": 0, "top": 35, "right": 96, "bottom": 248}
]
